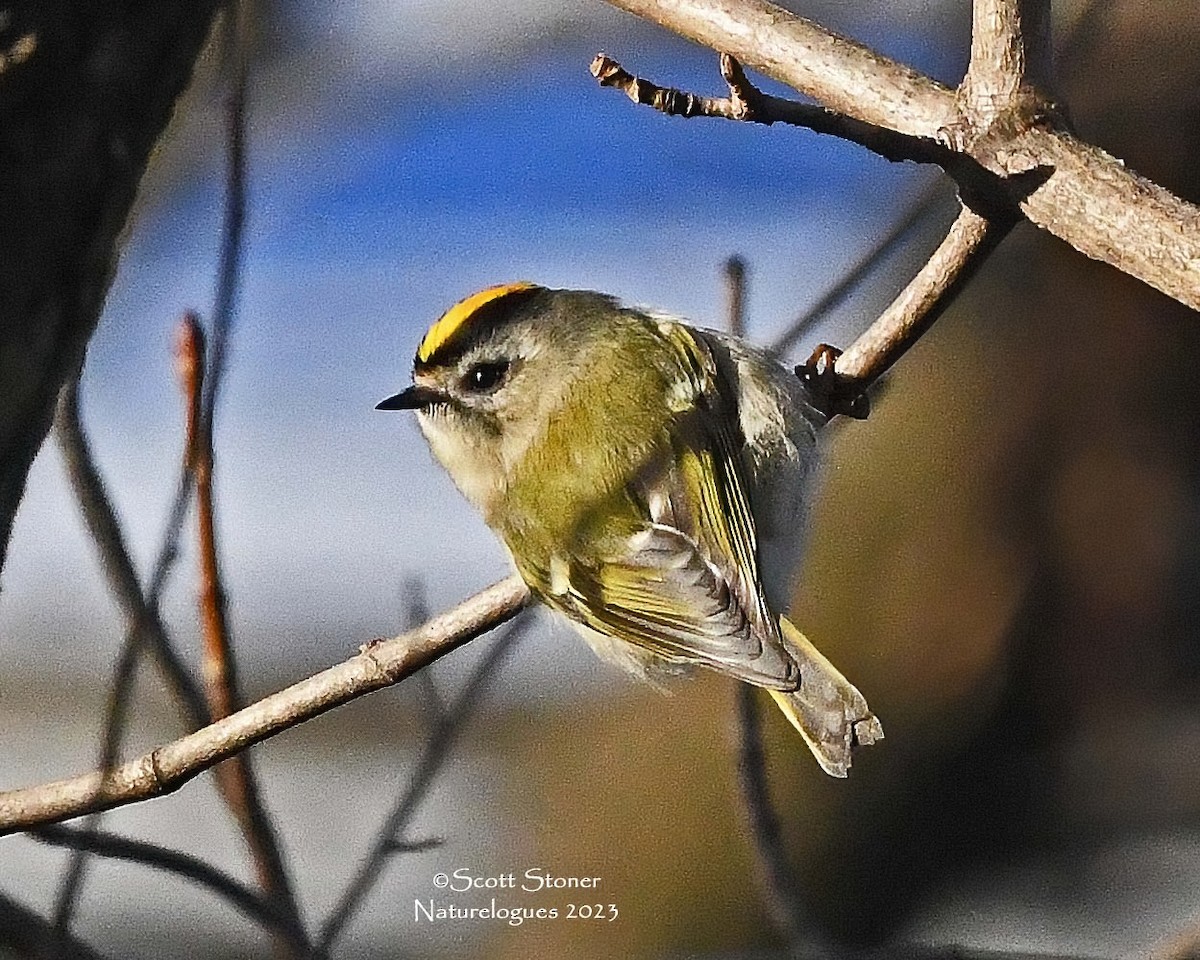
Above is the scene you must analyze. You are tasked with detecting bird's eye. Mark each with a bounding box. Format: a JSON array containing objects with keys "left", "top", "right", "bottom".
[{"left": 461, "top": 360, "right": 510, "bottom": 393}]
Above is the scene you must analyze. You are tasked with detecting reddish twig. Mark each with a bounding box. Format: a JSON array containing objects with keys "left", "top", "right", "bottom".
[{"left": 178, "top": 313, "right": 306, "bottom": 954}]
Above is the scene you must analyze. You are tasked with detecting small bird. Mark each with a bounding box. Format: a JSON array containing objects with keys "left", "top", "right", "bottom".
[{"left": 378, "top": 282, "right": 882, "bottom": 776}]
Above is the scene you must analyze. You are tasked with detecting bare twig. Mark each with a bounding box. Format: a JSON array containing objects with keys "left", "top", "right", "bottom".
[
  {"left": 833, "top": 205, "right": 1006, "bottom": 392},
  {"left": 52, "top": 379, "right": 209, "bottom": 728},
  {"left": 318, "top": 616, "right": 529, "bottom": 954},
  {"left": 0, "top": 576, "right": 531, "bottom": 835},
  {"left": 599, "top": 1, "right": 954, "bottom": 138},
  {"left": 591, "top": 53, "right": 947, "bottom": 166},
  {"left": 32, "top": 825, "right": 307, "bottom": 953},
  {"left": 202, "top": 0, "right": 250, "bottom": 442},
  {"left": 384, "top": 837, "right": 444, "bottom": 855},
  {"left": 181, "top": 314, "right": 231, "bottom": 714},
  {"left": 596, "top": 0, "right": 1200, "bottom": 312}
]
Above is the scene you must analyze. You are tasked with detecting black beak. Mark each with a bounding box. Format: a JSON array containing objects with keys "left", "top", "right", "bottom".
[{"left": 376, "top": 385, "right": 442, "bottom": 410}]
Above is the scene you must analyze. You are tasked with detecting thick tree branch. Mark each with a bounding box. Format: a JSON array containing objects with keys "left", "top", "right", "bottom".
[
  {"left": 598, "top": 0, "right": 1200, "bottom": 313},
  {"left": 601, "top": 0, "right": 954, "bottom": 138},
  {"left": 964, "top": 0, "right": 1030, "bottom": 114},
  {"left": 0, "top": 576, "right": 532, "bottom": 835},
  {"left": 0, "top": 1, "right": 225, "bottom": 572}
]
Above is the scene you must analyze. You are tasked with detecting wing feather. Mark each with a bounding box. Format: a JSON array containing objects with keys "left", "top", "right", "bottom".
[{"left": 547, "top": 322, "right": 799, "bottom": 690}]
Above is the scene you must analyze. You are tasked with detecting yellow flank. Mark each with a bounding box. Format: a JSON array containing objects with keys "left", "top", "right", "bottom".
[{"left": 418, "top": 281, "right": 538, "bottom": 363}]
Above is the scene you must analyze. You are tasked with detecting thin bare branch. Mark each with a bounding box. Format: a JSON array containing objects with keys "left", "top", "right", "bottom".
[
  {"left": 32, "top": 825, "right": 307, "bottom": 952},
  {"left": 384, "top": 837, "right": 444, "bottom": 855},
  {"left": 182, "top": 314, "right": 232, "bottom": 714},
  {"left": 201, "top": 0, "right": 250, "bottom": 442},
  {"left": 52, "top": 380, "right": 208, "bottom": 727},
  {"left": 834, "top": 205, "right": 1007, "bottom": 391},
  {"left": 591, "top": 53, "right": 947, "bottom": 165},
  {"left": 598, "top": 0, "right": 1200, "bottom": 312},
  {"left": 0, "top": 576, "right": 531, "bottom": 835},
  {"left": 318, "top": 616, "right": 529, "bottom": 954}
]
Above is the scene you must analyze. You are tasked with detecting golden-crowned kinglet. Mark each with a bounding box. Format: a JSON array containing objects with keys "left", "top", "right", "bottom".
[{"left": 378, "top": 282, "right": 882, "bottom": 776}]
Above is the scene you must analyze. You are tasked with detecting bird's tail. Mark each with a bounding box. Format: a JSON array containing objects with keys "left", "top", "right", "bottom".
[{"left": 768, "top": 617, "right": 883, "bottom": 777}]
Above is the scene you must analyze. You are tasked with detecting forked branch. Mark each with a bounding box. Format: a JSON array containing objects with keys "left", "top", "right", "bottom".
[{"left": 595, "top": 0, "right": 1200, "bottom": 313}]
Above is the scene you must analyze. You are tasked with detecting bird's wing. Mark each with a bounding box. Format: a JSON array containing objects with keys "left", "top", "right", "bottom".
[{"left": 550, "top": 325, "right": 798, "bottom": 690}]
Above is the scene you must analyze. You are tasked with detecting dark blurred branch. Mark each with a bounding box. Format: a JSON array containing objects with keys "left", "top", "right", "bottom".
[
  {"left": 723, "top": 256, "right": 747, "bottom": 339},
  {"left": 49, "top": 376, "right": 211, "bottom": 935},
  {"left": 52, "top": 380, "right": 209, "bottom": 727},
  {"left": 201, "top": 0, "right": 250, "bottom": 450},
  {"left": 0, "top": 890, "right": 111, "bottom": 960},
  {"left": 32, "top": 825, "right": 307, "bottom": 954},
  {"left": 596, "top": 0, "right": 1200, "bottom": 312},
  {"left": 318, "top": 615, "right": 529, "bottom": 954},
  {"left": 736, "top": 685, "right": 818, "bottom": 953},
  {"left": 768, "top": 180, "right": 947, "bottom": 359},
  {"left": 0, "top": 576, "right": 531, "bottom": 835},
  {"left": 726, "top": 266, "right": 817, "bottom": 953}
]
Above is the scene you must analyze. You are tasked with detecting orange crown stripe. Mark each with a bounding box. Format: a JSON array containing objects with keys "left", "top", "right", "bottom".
[{"left": 418, "top": 281, "right": 539, "bottom": 363}]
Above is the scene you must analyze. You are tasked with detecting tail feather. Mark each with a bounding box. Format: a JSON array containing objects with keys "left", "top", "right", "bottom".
[{"left": 769, "top": 617, "right": 883, "bottom": 777}]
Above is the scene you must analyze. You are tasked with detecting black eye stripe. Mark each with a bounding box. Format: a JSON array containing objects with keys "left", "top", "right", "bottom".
[{"left": 461, "top": 360, "right": 511, "bottom": 393}]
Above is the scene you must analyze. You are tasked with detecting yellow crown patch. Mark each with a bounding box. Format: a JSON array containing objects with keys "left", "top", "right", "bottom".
[{"left": 418, "top": 281, "right": 538, "bottom": 364}]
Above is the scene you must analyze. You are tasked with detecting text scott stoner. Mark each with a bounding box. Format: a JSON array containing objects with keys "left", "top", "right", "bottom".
[{"left": 439, "top": 869, "right": 601, "bottom": 892}]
